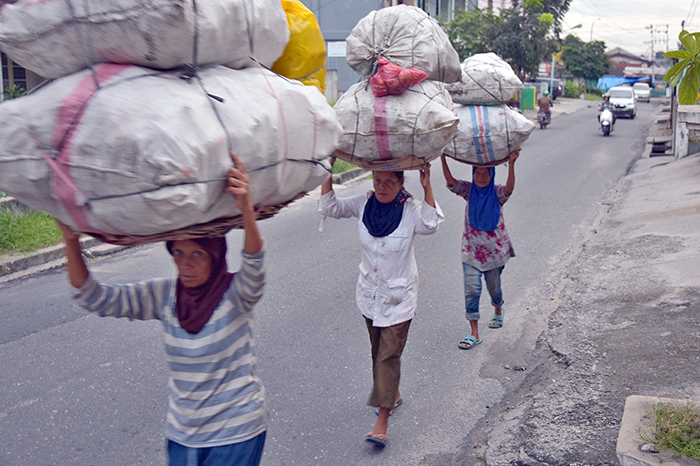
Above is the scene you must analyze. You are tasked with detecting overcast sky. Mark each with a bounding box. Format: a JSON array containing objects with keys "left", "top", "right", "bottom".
[{"left": 561, "top": 0, "right": 692, "bottom": 59}]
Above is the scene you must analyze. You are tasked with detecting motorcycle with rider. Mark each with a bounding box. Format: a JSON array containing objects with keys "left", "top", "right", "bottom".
[
  {"left": 598, "top": 94, "right": 616, "bottom": 136},
  {"left": 537, "top": 90, "right": 553, "bottom": 129}
]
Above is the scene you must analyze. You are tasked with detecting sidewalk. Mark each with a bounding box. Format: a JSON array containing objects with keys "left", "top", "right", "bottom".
[{"left": 481, "top": 98, "right": 700, "bottom": 465}]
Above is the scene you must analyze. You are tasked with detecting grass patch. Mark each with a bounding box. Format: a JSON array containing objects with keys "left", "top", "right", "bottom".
[
  {"left": 585, "top": 93, "right": 603, "bottom": 101},
  {"left": 0, "top": 206, "right": 63, "bottom": 255},
  {"left": 332, "top": 158, "right": 358, "bottom": 174},
  {"left": 641, "top": 400, "right": 700, "bottom": 460}
]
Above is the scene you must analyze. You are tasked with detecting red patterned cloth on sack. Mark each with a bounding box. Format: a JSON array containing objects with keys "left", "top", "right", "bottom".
[{"left": 369, "top": 57, "right": 429, "bottom": 97}]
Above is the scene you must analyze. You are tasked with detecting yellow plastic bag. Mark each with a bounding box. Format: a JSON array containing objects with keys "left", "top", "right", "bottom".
[{"left": 272, "top": 0, "right": 326, "bottom": 94}]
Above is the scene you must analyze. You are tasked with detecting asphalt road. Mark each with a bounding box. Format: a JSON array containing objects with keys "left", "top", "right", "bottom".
[{"left": 0, "top": 100, "right": 656, "bottom": 466}]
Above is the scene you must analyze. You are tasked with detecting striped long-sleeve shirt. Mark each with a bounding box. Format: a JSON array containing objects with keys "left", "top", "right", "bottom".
[{"left": 71, "top": 247, "right": 267, "bottom": 448}]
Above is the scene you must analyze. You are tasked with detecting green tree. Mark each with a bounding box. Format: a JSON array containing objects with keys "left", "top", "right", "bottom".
[
  {"left": 442, "top": 0, "right": 572, "bottom": 80},
  {"left": 560, "top": 35, "right": 609, "bottom": 83},
  {"left": 441, "top": 8, "right": 497, "bottom": 60},
  {"left": 664, "top": 30, "right": 700, "bottom": 105}
]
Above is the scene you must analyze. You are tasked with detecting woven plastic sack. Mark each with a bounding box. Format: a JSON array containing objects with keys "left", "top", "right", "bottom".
[
  {"left": 446, "top": 53, "right": 523, "bottom": 105},
  {"left": 0, "top": 64, "right": 342, "bottom": 239},
  {"left": 345, "top": 5, "right": 461, "bottom": 83},
  {"left": 272, "top": 0, "right": 326, "bottom": 94},
  {"left": 369, "top": 57, "right": 428, "bottom": 97},
  {"left": 333, "top": 80, "right": 458, "bottom": 166},
  {"left": 0, "top": 0, "right": 289, "bottom": 79},
  {"left": 443, "top": 104, "right": 535, "bottom": 166}
]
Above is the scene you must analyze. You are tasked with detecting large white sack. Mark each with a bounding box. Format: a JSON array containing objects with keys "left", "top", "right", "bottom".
[
  {"left": 443, "top": 104, "right": 535, "bottom": 166},
  {"left": 0, "top": 64, "right": 342, "bottom": 239},
  {"left": 333, "top": 80, "right": 458, "bottom": 166},
  {"left": 0, "top": 0, "right": 289, "bottom": 79},
  {"left": 345, "top": 5, "right": 461, "bottom": 83},
  {"left": 446, "top": 52, "right": 523, "bottom": 104}
]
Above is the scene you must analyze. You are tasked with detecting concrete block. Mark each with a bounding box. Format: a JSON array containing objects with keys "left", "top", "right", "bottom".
[{"left": 617, "top": 395, "right": 700, "bottom": 466}]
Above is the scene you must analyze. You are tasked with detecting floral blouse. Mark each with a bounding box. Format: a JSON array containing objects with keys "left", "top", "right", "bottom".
[{"left": 448, "top": 179, "right": 515, "bottom": 272}]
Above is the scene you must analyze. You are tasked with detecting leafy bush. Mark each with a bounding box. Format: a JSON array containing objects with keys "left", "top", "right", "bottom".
[
  {"left": 3, "top": 84, "right": 26, "bottom": 100},
  {"left": 564, "top": 81, "right": 579, "bottom": 98}
]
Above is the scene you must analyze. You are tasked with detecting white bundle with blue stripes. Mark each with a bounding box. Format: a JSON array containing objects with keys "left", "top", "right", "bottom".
[
  {"left": 0, "top": 0, "right": 289, "bottom": 79},
  {"left": 443, "top": 104, "right": 535, "bottom": 166}
]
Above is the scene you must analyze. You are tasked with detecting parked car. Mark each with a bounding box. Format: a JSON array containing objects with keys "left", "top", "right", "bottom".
[
  {"left": 633, "top": 82, "right": 651, "bottom": 102},
  {"left": 527, "top": 77, "right": 563, "bottom": 99},
  {"left": 608, "top": 86, "right": 637, "bottom": 119}
]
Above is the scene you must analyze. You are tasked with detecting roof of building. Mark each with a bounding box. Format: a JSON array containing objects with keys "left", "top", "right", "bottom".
[{"left": 607, "top": 47, "right": 652, "bottom": 66}]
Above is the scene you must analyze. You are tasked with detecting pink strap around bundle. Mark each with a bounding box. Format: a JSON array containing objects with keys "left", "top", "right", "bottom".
[
  {"left": 50, "top": 64, "right": 130, "bottom": 235},
  {"left": 369, "top": 57, "right": 429, "bottom": 97}
]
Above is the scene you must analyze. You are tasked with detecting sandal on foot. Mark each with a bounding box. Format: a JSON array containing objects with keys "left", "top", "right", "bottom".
[
  {"left": 488, "top": 314, "right": 503, "bottom": 329},
  {"left": 375, "top": 398, "right": 403, "bottom": 416},
  {"left": 366, "top": 433, "right": 387, "bottom": 447},
  {"left": 458, "top": 335, "right": 482, "bottom": 350}
]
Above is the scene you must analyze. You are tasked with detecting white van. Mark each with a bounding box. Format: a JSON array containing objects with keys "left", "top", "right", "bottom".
[
  {"left": 633, "top": 82, "right": 651, "bottom": 102},
  {"left": 608, "top": 86, "right": 637, "bottom": 119}
]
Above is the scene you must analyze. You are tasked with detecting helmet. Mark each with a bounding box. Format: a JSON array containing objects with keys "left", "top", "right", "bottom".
[{"left": 543, "top": 90, "right": 549, "bottom": 96}]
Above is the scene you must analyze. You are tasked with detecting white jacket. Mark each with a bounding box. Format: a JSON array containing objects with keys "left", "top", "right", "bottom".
[{"left": 319, "top": 190, "right": 444, "bottom": 327}]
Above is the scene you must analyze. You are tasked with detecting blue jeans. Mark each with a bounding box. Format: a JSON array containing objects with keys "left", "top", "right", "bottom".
[
  {"left": 167, "top": 432, "right": 266, "bottom": 466},
  {"left": 463, "top": 263, "right": 504, "bottom": 322}
]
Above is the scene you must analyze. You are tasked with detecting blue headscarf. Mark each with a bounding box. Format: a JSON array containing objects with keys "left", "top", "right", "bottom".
[
  {"left": 363, "top": 188, "right": 412, "bottom": 237},
  {"left": 468, "top": 167, "right": 500, "bottom": 231}
]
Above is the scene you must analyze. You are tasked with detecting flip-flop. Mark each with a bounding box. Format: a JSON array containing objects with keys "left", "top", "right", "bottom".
[
  {"left": 488, "top": 314, "right": 503, "bottom": 329},
  {"left": 375, "top": 398, "right": 403, "bottom": 416},
  {"left": 458, "top": 335, "right": 482, "bottom": 350},
  {"left": 366, "top": 434, "right": 387, "bottom": 447}
]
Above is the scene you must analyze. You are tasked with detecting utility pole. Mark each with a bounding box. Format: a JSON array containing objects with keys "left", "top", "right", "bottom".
[
  {"left": 590, "top": 18, "right": 601, "bottom": 42},
  {"left": 647, "top": 25, "right": 655, "bottom": 88},
  {"left": 0, "top": 53, "right": 4, "bottom": 102}
]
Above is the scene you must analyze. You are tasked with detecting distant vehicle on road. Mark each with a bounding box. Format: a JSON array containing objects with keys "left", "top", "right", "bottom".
[
  {"left": 608, "top": 86, "right": 637, "bottom": 119},
  {"left": 527, "top": 77, "right": 563, "bottom": 99},
  {"left": 632, "top": 82, "right": 651, "bottom": 102}
]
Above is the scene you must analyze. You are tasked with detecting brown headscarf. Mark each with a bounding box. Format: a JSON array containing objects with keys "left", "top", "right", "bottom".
[{"left": 166, "top": 237, "right": 234, "bottom": 334}]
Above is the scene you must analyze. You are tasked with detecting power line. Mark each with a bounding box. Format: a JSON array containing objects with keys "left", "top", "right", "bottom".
[
  {"left": 687, "top": 0, "right": 698, "bottom": 22},
  {"left": 578, "top": 0, "right": 641, "bottom": 35}
]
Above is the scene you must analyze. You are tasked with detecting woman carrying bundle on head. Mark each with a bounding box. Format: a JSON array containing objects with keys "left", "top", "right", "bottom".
[
  {"left": 440, "top": 150, "right": 519, "bottom": 351},
  {"left": 57, "top": 152, "right": 269, "bottom": 466},
  {"left": 318, "top": 160, "right": 443, "bottom": 447}
]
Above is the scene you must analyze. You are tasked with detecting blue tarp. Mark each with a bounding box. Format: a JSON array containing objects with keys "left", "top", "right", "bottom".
[{"left": 597, "top": 75, "right": 645, "bottom": 91}]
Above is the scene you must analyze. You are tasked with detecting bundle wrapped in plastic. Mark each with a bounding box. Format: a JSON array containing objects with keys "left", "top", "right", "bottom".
[
  {"left": 443, "top": 104, "right": 535, "bottom": 166},
  {"left": 369, "top": 57, "right": 428, "bottom": 97},
  {"left": 0, "top": 0, "right": 289, "bottom": 79},
  {"left": 272, "top": 0, "right": 326, "bottom": 94},
  {"left": 0, "top": 64, "right": 343, "bottom": 244},
  {"left": 345, "top": 5, "right": 461, "bottom": 83},
  {"left": 333, "top": 80, "right": 458, "bottom": 171},
  {"left": 446, "top": 53, "right": 523, "bottom": 105}
]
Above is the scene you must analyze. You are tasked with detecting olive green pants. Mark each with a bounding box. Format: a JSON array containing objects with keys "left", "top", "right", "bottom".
[{"left": 365, "top": 317, "right": 412, "bottom": 409}]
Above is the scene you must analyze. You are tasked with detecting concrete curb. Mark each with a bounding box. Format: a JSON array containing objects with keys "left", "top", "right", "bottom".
[{"left": 0, "top": 236, "right": 129, "bottom": 281}]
